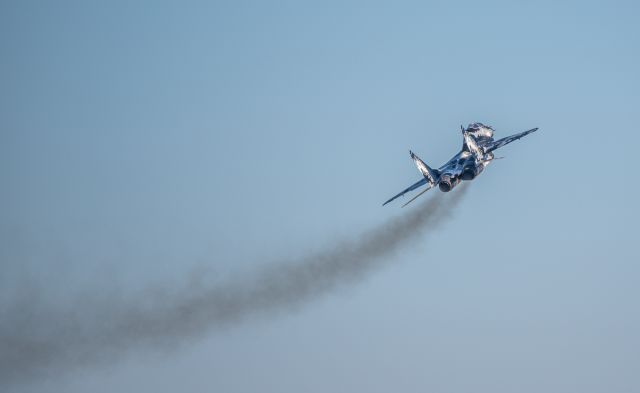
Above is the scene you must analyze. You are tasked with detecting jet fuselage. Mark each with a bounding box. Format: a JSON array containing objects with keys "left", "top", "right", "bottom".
[{"left": 382, "top": 122, "right": 538, "bottom": 206}]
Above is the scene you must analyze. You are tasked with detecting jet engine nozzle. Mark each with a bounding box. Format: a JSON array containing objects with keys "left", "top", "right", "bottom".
[
  {"left": 438, "top": 175, "right": 460, "bottom": 192},
  {"left": 461, "top": 164, "right": 484, "bottom": 181}
]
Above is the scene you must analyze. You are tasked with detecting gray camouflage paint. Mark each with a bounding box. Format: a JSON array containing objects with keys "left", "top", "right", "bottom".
[{"left": 383, "top": 123, "right": 538, "bottom": 206}]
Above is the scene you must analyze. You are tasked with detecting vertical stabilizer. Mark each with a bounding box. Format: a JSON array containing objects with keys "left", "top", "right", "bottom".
[
  {"left": 463, "top": 132, "right": 483, "bottom": 158},
  {"left": 409, "top": 150, "right": 438, "bottom": 185},
  {"left": 461, "top": 125, "right": 469, "bottom": 152}
]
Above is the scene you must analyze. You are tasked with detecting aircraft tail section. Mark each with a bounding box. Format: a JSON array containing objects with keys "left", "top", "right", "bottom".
[
  {"left": 463, "top": 132, "right": 483, "bottom": 159},
  {"left": 461, "top": 125, "right": 470, "bottom": 152},
  {"left": 460, "top": 125, "right": 484, "bottom": 159},
  {"left": 409, "top": 150, "right": 438, "bottom": 185}
]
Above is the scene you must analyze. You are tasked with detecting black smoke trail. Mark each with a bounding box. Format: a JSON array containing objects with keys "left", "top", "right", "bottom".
[{"left": 0, "top": 185, "right": 468, "bottom": 387}]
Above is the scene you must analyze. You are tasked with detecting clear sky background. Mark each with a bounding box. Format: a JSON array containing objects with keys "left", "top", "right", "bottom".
[{"left": 1, "top": 1, "right": 639, "bottom": 392}]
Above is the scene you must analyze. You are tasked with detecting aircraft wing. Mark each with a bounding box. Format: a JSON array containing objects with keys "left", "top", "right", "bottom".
[
  {"left": 382, "top": 178, "right": 430, "bottom": 206},
  {"left": 484, "top": 127, "right": 538, "bottom": 153}
]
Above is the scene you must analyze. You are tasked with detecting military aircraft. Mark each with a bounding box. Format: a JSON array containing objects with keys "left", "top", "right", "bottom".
[{"left": 383, "top": 123, "right": 538, "bottom": 207}]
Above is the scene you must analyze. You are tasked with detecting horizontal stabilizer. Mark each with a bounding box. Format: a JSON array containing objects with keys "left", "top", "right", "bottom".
[
  {"left": 401, "top": 184, "right": 433, "bottom": 208},
  {"left": 382, "top": 178, "right": 429, "bottom": 206}
]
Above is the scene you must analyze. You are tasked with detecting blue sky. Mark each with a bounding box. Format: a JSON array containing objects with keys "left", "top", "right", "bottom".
[{"left": 1, "top": 1, "right": 639, "bottom": 392}]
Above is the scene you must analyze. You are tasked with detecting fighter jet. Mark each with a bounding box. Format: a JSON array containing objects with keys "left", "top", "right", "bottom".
[{"left": 383, "top": 122, "right": 538, "bottom": 207}]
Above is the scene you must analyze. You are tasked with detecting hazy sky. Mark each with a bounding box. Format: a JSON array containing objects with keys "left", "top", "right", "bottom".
[{"left": 1, "top": 1, "right": 639, "bottom": 392}]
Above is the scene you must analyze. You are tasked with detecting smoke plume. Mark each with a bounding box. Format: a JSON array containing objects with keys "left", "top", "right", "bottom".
[{"left": 0, "top": 185, "right": 468, "bottom": 387}]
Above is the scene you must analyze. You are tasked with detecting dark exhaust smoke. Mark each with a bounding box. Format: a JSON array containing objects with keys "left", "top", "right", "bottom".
[{"left": 0, "top": 185, "right": 469, "bottom": 387}]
